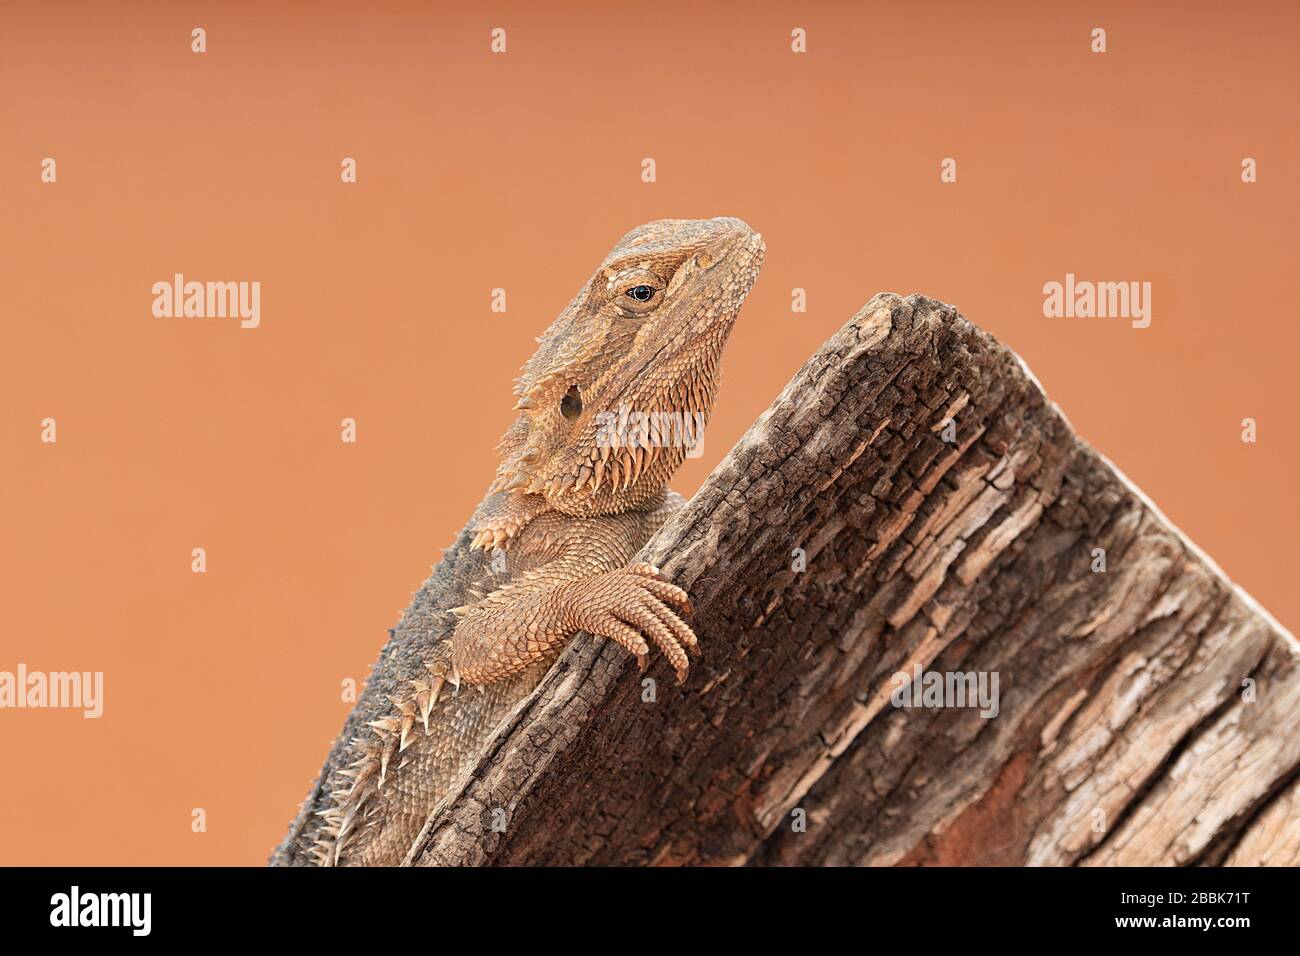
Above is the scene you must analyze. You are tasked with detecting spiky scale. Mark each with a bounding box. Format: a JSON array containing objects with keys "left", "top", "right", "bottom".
[
  {"left": 378, "top": 737, "right": 397, "bottom": 788},
  {"left": 368, "top": 716, "right": 400, "bottom": 736}
]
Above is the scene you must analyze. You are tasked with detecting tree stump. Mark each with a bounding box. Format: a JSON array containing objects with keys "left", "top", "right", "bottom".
[{"left": 300, "top": 293, "right": 1300, "bottom": 866}]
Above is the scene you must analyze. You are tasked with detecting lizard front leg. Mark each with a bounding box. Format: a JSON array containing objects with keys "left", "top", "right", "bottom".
[{"left": 451, "top": 561, "right": 698, "bottom": 685}]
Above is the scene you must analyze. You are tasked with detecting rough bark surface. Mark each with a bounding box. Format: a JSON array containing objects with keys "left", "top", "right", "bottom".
[{"left": 398, "top": 293, "right": 1297, "bottom": 866}]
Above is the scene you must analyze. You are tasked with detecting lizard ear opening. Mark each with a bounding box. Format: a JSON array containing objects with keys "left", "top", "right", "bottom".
[{"left": 560, "top": 385, "right": 583, "bottom": 421}]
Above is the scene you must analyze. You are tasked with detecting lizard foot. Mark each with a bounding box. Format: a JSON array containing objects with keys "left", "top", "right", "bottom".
[{"left": 565, "top": 562, "right": 699, "bottom": 682}]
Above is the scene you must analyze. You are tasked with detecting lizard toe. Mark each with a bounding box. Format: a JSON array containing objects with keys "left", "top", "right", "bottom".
[
  {"left": 642, "top": 594, "right": 700, "bottom": 658},
  {"left": 634, "top": 576, "right": 693, "bottom": 617},
  {"left": 591, "top": 616, "right": 652, "bottom": 666},
  {"left": 616, "top": 602, "right": 691, "bottom": 680}
]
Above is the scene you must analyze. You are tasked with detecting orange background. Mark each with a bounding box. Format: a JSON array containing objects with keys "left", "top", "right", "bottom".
[{"left": 2, "top": 1, "right": 1296, "bottom": 865}]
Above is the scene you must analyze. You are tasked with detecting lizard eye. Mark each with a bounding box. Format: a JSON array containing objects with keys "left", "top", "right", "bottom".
[
  {"left": 612, "top": 272, "right": 665, "bottom": 316},
  {"left": 560, "top": 385, "right": 583, "bottom": 421}
]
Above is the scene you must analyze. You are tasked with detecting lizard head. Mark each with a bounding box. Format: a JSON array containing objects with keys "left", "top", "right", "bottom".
[{"left": 490, "top": 216, "right": 765, "bottom": 517}]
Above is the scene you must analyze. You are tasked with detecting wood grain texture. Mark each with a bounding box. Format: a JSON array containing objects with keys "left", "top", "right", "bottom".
[{"left": 405, "top": 293, "right": 1297, "bottom": 866}]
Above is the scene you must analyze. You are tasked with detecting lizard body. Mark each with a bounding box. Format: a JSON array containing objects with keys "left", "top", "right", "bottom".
[{"left": 273, "top": 217, "right": 764, "bottom": 866}]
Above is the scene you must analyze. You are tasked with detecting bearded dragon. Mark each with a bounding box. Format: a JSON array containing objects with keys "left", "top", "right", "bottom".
[{"left": 272, "top": 217, "right": 764, "bottom": 866}]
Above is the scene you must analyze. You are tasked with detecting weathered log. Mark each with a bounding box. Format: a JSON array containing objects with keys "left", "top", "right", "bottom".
[{"left": 407, "top": 293, "right": 1300, "bottom": 865}]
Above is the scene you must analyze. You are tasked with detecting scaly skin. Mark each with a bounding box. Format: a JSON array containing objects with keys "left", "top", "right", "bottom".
[{"left": 272, "top": 218, "right": 764, "bottom": 866}]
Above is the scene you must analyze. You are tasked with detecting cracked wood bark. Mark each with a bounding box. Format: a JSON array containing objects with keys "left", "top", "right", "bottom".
[{"left": 400, "top": 293, "right": 1298, "bottom": 866}]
